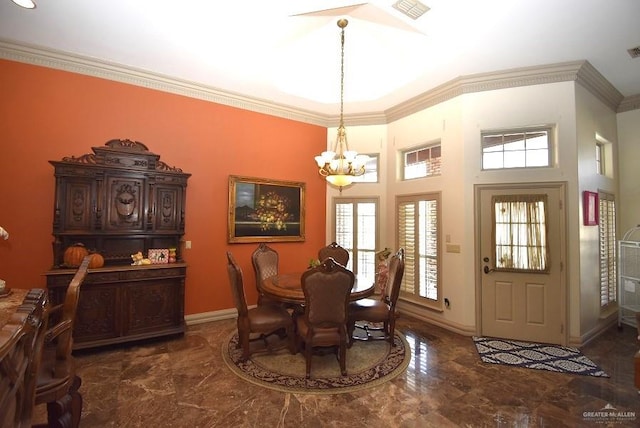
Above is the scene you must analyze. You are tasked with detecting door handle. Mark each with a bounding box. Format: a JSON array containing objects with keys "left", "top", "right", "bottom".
[{"left": 482, "top": 257, "right": 494, "bottom": 274}]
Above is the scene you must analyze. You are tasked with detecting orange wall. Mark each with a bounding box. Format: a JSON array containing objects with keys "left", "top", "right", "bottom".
[{"left": 0, "top": 59, "right": 327, "bottom": 315}]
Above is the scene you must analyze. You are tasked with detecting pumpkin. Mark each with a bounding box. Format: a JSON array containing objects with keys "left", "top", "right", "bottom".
[
  {"left": 88, "top": 252, "right": 105, "bottom": 269},
  {"left": 63, "top": 243, "right": 89, "bottom": 267}
]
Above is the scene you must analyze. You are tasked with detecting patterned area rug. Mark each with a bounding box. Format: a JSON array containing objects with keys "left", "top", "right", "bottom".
[
  {"left": 473, "top": 336, "right": 609, "bottom": 377},
  {"left": 222, "top": 329, "right": 410, "bottom": 394}
]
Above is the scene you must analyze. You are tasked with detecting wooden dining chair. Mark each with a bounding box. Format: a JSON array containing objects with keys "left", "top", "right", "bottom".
[
  {"left": 33, "top": 255, "right": 90, "bottom": 428},
  {"left": 347, "top": 248, "right": 405, "bottom": 346},
  {"left": 318, "top": 242, "right": 350, "bottom": 267},
  {"left": 297, "top": 257, "right": 355, "bottom": 378},
  {"left": 251, "top": 243, "right": 281, "bottom": 306},
  {"left": 227, "top": 252, "right": 295, "bottom": 362},
  {"left": 0, "top": 289, "right": 48, "bottom": 428}
]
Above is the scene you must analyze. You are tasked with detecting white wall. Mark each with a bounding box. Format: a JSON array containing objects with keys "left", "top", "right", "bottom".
[
  {"left": 383, "top": 82, "right": 582, "bottom": 334},
  {"left": 617, "top": 109, "right": 640, "bottom": 236},
  {"left": 327, "top": 80, "right": 633, "bottom": 344},
  {"left": 575, "top": 85, "right": 620, "bottom": 340}
]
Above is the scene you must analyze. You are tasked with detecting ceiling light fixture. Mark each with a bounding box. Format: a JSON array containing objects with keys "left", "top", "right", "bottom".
[
  {"left": 314, "top": 19, "right": 369, "bottom": 192},
  {"left": 11, "top": 0, "right": 36, "bottom": 9}
]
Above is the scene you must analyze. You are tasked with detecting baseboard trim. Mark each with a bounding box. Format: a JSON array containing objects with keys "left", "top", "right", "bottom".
[
  {"left": 569, "top": 314, "right": 619, "bottom": 348},
  {"left": 186, "top": 305, "right": 617, "bottom": 348},
  {"left": 185, "top": 308, "right": 237, "bottom": 326},
  {"left": 397, "top": 301, "right": 476, "bottom": 336}
]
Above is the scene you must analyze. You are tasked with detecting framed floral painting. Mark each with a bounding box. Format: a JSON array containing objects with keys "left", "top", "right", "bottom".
[{"left": 228, "top": 175, "right": 305, "bottom": 243}]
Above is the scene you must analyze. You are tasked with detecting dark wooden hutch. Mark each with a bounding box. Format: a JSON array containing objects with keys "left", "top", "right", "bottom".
[{"left": 44, "top": 139, "right": 190, "bottom": 350}]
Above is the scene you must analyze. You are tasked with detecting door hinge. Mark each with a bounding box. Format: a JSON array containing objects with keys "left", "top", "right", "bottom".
[
  {"left": 560, "top": 261, "right": 563, "bottom": 271},
  {"left": 560, "top": 324, "right": 564, "bottom": 334},
  {"left": 559, "top": 199, "right": 563, "bottom": 210}
]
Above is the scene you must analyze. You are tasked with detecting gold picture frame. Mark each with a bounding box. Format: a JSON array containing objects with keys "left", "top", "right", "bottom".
[{"left": 228, "top": 175, "right": 305, "bottom": 243}]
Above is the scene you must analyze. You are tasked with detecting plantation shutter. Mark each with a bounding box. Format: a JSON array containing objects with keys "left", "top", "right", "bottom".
[
  {"left": 398, "top": 201, "right": 416, "bottom": 295},
  {"left": 598, "top": 193, "right": 617, "bottom": 307},
  {"left": 336, "top": 202, "right": 353, "bottom": 250},
  {"left": 334, "top": 199, "right": 378, "bottom": 276},
  {"left": 420, "top": 199, "right": 439, "bottom": 300}
]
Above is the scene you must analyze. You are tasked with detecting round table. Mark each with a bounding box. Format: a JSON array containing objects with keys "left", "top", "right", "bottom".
[
  {"left": 260, "top": 272, "right": 376, "bottom": 305},
  {"left": 0, "top": 288, "right": 28, "bottom": 329}
]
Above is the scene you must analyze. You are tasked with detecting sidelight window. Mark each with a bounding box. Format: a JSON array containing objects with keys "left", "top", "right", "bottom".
[
  {"left": 598, "top": 192, "right": 616, "bottom": 308},
  {"left": 397, "top": 193, "right": 441, "bottom": 309}
]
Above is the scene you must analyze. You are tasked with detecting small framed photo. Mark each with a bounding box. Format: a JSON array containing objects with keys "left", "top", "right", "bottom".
[
  {"left": 582, "top": 191, "right": 599, "bottom": 226},
  {"left": 148, "top": 249, "right": 169, "bottom": 264}
]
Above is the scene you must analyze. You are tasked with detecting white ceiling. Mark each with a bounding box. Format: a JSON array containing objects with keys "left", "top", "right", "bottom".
[{"left": 1, "top": 0, "right": 639, "bottom": 117}]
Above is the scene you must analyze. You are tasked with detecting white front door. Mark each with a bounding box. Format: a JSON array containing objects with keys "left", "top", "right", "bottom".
[{"left": 478, "top": 184, "right": 566, "bottom": 345}]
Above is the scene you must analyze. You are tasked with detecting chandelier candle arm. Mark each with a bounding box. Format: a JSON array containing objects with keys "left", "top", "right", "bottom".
[{"left": 314, "top": 18, "right": 369, "bottom": 192}]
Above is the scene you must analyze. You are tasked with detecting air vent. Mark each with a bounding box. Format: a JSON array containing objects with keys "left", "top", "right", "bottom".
[
  {"left": 392, "top": 0, "right": 430, "bottom": 20},
  {"left": 628, "top": 46, "right": 640, "bottom": 59}
]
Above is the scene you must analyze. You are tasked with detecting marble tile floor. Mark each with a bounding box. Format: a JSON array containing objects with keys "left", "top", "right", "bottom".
[{"left": 63, "top": 316, "right": 640, "bottom": 427}]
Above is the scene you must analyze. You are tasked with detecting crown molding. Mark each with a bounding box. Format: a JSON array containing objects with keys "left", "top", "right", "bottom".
[
  {"left": 573, "top": 60, "right": 624, "bottom": 111},
  {"left": 385, "top": 61, "right": 630, "bottom": 121},
  {"left": 618, "top": 94, "right": 640, "bottom": 113},
  {"left": 1, "top": 39, "right": 637, "bottom": 128},
  {"left": 0, "top": 39, "right": 330, "bottom": 127}
]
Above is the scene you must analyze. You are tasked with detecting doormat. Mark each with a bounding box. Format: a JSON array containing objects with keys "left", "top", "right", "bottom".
[{"left": 472, "top": 336, "right": 609, "bottom": 377}]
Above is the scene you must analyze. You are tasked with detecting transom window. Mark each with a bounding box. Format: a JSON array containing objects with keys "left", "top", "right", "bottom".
[
  {"left": 482, "top": 127, "right": 552, "bottom": 170},
  {"left": 333, "top": 198, "right": 378, "bottom": 277},
  {"left": 350, "top": 154, "right": 379, "bottom": 183},
  {"left": 491, "top": 195, "right": 549, "bottom": 272},
  {"left": 403, "top": 144, "right": 441, "bottom": 179}
]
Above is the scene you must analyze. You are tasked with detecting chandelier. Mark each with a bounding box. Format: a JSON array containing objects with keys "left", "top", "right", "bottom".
[{"left": 314, "top": 19, "right": 369, "bottom": 191}]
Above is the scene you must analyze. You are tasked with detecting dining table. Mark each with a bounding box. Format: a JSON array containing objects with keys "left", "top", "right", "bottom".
[
  {"left": 0, "top": 287, "right": 28, "bottom": 329},
  {"left": 260, "top": 271, "right": 376, "bottom": 305}
]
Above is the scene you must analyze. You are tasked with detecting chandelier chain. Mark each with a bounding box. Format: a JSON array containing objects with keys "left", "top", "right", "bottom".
[{"left": 339, "top": 25, "right": 345, "bottom": 127}]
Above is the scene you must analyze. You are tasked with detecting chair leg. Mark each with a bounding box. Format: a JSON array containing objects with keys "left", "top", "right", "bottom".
[
  {"left": 42, "top": 375, "right": 83, "bottom": 428},
  {"left": 286, "top": 324, "right": 296, "bottom": 355},
  {"left": 388, "top": 316, "right": 397, "bottom": 346},
  {"left": 305, "top": 341, "right": 312, "bottom": 379},
  {"left": 347, "top": 319, "right": 356, "bottom": 348},
  {"left": 240, "top": 330, "right": 251, "bottom": 361},
  {"left": 384, "top": 321, "right": 396, "bottom": 346},
  {"left": 339, "top": 342, "right": 347, "bottom": 376}
]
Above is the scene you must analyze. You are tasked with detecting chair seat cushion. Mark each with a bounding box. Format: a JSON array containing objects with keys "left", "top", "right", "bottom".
[
  {"left": 248, "top": 304, "right": 293, "bottom": 331},
  {"left": 349, "top": 299, "right": 390, "bottom": 322},
  {"left": 296, "top": 317, "right": 341, "bottom": 345}
]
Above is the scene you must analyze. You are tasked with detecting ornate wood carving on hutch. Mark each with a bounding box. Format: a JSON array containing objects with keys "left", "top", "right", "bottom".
[{"left": 45, "top": 139, "right": 191, "bottom": 349}]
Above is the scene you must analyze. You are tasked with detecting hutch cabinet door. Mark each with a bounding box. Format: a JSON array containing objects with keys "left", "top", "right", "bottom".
[
  {"left": 152, "top": 184, "right": 184, "bottom": 232},
  {"left": 74, "top": 284, "right": 122, "bottom": 346},
  {"left": 104, "top": 175, "right": 146, "bottom": 232},
  {"left": 60, "top": 178, "right": 97, "bottom": 232},
  {"left": 124, "top": 279, "right": 185, "bottom": 336}
]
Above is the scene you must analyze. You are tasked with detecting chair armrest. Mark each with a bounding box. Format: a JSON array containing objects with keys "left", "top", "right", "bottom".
[
  {"left": 45, "top": 319, "right": 72, "bottom": 343},
  {"left": 48, "top": 303, "right": 64, "bottom": 316}
]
